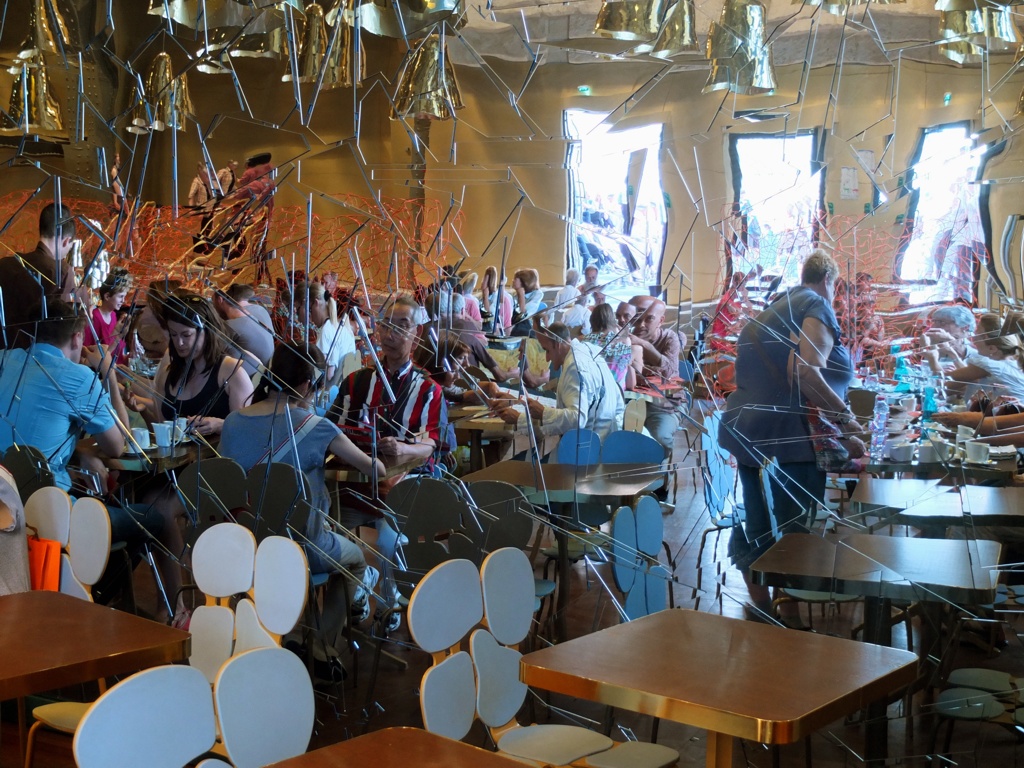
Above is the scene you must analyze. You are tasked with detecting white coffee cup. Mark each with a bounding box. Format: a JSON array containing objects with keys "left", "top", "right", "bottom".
[
  {"left": 932, "top": 440, "right": 955, "bottom": 461},
  {"left": 900, "top": 395, "right": 918, "bottom": 412},
  {"left": 966, "top": 441, "right": 990, "bottom": 464},
  {"left": 916, "top": 442, "right": 938, "bottom": 463},
  {"left": 175, "top": 417, "right": 188, "bottom": 440},
  {"left": 153, "top": 421, "right": 174, "bottom": 448},
  {"left": 956, "top": 425, "right": 975, "bottom": 445},
  {"left": 131, "top": 427, "right": 151, "bottom": 451},
  {"left": 889, "top": 443, "right": 914, "bottom": 462}
]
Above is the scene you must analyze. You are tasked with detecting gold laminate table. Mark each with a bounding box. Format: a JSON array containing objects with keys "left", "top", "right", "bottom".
[
  {"left": 266, "top": 727, "right": 527, "bottom": 767},
  {"left": 519, "top": 609, "right": 917, "bottom": 768},
  {"left": 894, "top": 484, "right": 1024, "bottom": 528}
]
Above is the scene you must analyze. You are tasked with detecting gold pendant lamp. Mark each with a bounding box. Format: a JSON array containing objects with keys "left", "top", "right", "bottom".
[
  {"left": 128, "top": 52, "right": 195, "bottom": 133},
  {"left": 594, "top": 0, "right": 669, "bottom": 41},
  {"left": 1, "top": 56, "right": 65, "bottom": 137},
  {"left": 703, "top": 0, "right": 777, "bottom": 95},
  {"left": 391, "top": 32, "right": 464, "bottom": 121},
  {"left": 939, "top": 6, "right": 1020, "bottom": 64},
  {"left": 648, "top": 0, "right": 698, "bottom": 58}
]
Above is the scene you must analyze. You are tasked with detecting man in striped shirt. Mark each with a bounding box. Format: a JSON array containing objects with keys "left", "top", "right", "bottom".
[{"left": 328, "top": 295, "right": 442, "bottom": 467}]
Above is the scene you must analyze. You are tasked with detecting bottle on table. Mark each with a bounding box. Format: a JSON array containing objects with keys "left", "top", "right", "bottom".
[{"left": 869, "top": 393, "right": 889, "bottom": 461}]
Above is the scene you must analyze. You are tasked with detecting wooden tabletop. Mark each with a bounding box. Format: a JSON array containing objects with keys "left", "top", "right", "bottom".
[
  {"left": 865, "top": 456, "right": 1016, "bottom": 481},
  {"left": 0, "top": 591, "right": 190, "bottom": 700},
  {"left": 849, "top": 477, "right": 943, "bottom": 509},
  {"left": 100, "top": 440, "right": 205, "bottom": 473},
  {"left": 266, "top": 727, "right": 526, "bottom": 767},
  {"left": 895, "top": 485, "right": 1024, "bottom": 527},
  {"left": 462, "top": 460, "right": 663, "bottom": 503},
  {"left": 520, "top": 609, "right": 916, "bottom": 751},
  {"left": 751, "top": 533, "right": 1001, "bottom": 605}
]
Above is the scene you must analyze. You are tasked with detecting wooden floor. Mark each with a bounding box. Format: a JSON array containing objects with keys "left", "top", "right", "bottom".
[{"left": 7, "top": 439, "right": 1024, "bottom": 767}]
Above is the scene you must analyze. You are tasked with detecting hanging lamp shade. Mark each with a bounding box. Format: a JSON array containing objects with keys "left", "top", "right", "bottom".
[
  {"left": 18, "top": 0, "right": 74, "bottom": 59},
  {"left": 281, "top": 2, "right": 328, "bottom": 83},
  {"left": 936, "top": 0, "right": 1023, "bottom": 12},
  {"left": 332, "top": 0, "right": 461, "bottom": 40},
  {"left": 128, "top": 52, "right": 194, "bottom": 133},
  {"left": 939, "top": 7, "right": 1019, "bottom": 64},
  {"left": 703, "top": 0, "right": 776, "bottom": 95},
  {"left": 324, "top": 0, "right": 365, "bottom": 89},
  {"left": 147, "top": 0, "right": 273, "bottom": 29},
  {"left": 791, "top": 0, "right": 904, "bottom": 15},
  {"left": 1, "top": 55, "right": 65, "bottom": 138},
  {"left": 391, "top": 33, "right": 464, "bottom": 121},
  {"left": 647, "top": 0, "right": 698, "bottom": 58},
  {"left": 594, "top": 0, "right": 668, "bottom": 41}
]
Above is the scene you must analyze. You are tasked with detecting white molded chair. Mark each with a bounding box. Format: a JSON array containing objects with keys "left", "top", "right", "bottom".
[
  {"left": 420, "top": 651, "right": 478, "bottom": 741},
  {"left": 233, "top": 536, "right": 308, "bottom": 654},
  {"left": 73, "top": 665, "right": 216, "bottom": 768},
  {"left": 213, "top": 647, "right": 315, "bottom": 768},
  {"left": 24, "top": 486, "right": 72, "bottom": 548}
]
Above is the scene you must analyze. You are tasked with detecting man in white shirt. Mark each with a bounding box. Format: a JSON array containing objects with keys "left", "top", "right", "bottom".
[
  {"left": 553, "top": 269, "right": 581, "bottom": 320},
  {"left": 293, "top": 281, "right": 356, "bottom": 388},
  {"left": 496, "top": 321, "right": 623, "bottom": 440}
]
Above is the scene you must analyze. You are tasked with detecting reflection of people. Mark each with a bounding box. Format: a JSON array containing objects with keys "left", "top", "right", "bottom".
[
  {"left": 84, "top": 269, "right": 131, "bottom": 357},
  {"left": 719, "top": 250, "right": 863, "bottom": 623},
  {"left": 0, "top": 203, "right": 78, "bottom": 349},
  {"left": 110, "top": 152, "right": 125, "bottom": 213},
  {"left": 708, "top": 271, "right": 749, "bottom": 353},
  {"left": 188, "top": 162, "right": 212, "bottom": 207},
  {"left": 924, "top": 313, "right": 1024, "bottom": 402},
  {"left": 628, "top": 295, "right": 684, "bottom": 448},
  {"left": 216, "top": 159, "right": 238, "bottom": 196},
  {"left": 921, "top": 304, "right": 976, "bottom": 369}
]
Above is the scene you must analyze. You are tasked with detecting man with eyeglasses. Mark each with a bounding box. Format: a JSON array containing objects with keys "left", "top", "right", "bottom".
[{"left": 327, "top": 295, "right": 443, "bottom": 631}]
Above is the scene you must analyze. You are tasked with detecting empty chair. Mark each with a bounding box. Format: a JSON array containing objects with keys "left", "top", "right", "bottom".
[
  {"left": 176, "top": 458, "right": 248, "bottom": 545},
  {"left": 244, "top": 463, "right": 313, "bottom": 542},
  {"left": 214, "top": 647, "right": 315, "bottom": 768},
  {"left": 234, "top": 535, "right": 308, "bottom": 653},
  {"left": 3, "top": 446, "right": 53, "bottom": 504},
  {"left": 73, "top": 665, "right": 216, "bottom": 768},
  {"left": 602, "top": 431, "right": 666, "bottom": 466},
  {"left": 555, "top": 428, "right": 602, "bottom": 465},
  {"left": 24, "top": 487, "right": 72, "bottom": 549}
]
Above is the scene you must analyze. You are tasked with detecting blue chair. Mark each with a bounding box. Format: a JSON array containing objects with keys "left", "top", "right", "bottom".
[
  {"left": 678, "top": 359, "right": 695, "bottom": 383},
  {"left": 601, "top": 431, "right": 666, "bottom": 465},
  {"left": 693, "top": 410, "right": 741, "bottom": 611},
  {"left": 555, "top": 428, "right": 602, "bottom": 465}
]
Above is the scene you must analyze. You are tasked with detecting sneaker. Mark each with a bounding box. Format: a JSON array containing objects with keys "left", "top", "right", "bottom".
[
  {"left": 350, "top": 566, "right": 380, "bottom": 623},
  {"left": 375, "top": 605, "right": 402, "bottom": 633}
]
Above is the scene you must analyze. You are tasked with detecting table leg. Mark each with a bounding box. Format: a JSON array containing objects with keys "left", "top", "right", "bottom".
[
  {"left": 705, "top": 731, "right": 732, "bottom": 768},
  {"left": 17, "top": 696, "right": 26, "bottom": 763},
  {"left": 555, "top": 527, "right": 569, "bottom": 643},
  {"left": 862, "top": 596, "right": 893, "bottom": 768},
  {"left": 471, "top": 432, "right": 483, "bottom": 473}
]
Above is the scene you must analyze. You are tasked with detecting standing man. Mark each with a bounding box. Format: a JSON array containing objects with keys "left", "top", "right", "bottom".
[
  {"left": 293, "top": 281, "right": 356, "bottom": 389},
  {"left": 0, "top": 203, "right": 78, "bottom": 349},
  {"left": 188, "top": 162, "right": 212, "bottom": 207},
  {"left": 216, "top": 159, "right": 238, "bottom": 197},
  {"left": 496, "top": 320, "right": 623, "bottom": 440},
  {"left": 628, "top": 295, "right": 687, "bottom": 449}
]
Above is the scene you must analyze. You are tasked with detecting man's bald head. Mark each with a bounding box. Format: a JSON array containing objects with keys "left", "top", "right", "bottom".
[{"left": 629, "top": 296, "right": 666, "bottom": 341}]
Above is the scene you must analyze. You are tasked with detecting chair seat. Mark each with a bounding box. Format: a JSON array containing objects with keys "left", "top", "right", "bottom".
[
  {"left": 534, "top": 578, "right": 556, "bottom": 598},
  {"left": 498, "top": 724, "right": 614, "bottom": 765},
  {"left": 31, "top": 702, "right": 90, "bottom": 732},
  {"left": 584, "top": 741, "right": 681, "bottom": 768},
  {"left": 934, "top": 688, "right": 1005, "bottom": 720},
  {"left": 946, "top": 668, "right": 1019, "bottom": 695}
]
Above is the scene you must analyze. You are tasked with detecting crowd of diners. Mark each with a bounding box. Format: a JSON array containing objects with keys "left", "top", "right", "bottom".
[{"left": 0, "top": 203, "right": 692, "bottom": 670}]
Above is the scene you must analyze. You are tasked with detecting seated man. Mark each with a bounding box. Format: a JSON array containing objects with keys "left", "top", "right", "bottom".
[
  {"left": 0, "top": 300, "right": 162, "bottom": 559},
  {"left": 495, "top": 320, "right": 623, "bottom": 441},
  {"left": 629, "top": 295, "right": 687, "bottom": 449}
]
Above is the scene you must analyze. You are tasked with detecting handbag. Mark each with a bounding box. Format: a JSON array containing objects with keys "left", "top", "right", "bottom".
[
  {"left": 806, "top": 406, "right": 851, "bottom": 472},
  {"left": 26, "top": 527, "right": 60, "bottom": 591}
]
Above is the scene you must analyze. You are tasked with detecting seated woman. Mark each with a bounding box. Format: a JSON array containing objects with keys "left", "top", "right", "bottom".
[
  {"left": 142, "top": 292, "right": 254, "bottom": 624},
  {"left": 582, "top": 303, "right": 639, "bottom": 390},
  {"left": 924, "top": 313, "right": 1024, "bottom": 402},
  {"left": 220, "top": 342, "right": 385, "bottom": 669},
  {"left": 921, "top": 304, "right": 976, "bottom": 369},
  {"left": 510, "top": 268, "right": 543, "bottom": 336}
]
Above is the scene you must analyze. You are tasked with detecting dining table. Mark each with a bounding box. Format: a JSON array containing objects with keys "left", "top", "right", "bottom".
[
  {"left": 0, "top": 591, "right": 190, "bottom": 759},
  {"left": 893, "top": 484, "right": 1024, "bottom": 530},
  {"left": 751, "top": 532, "right": 1001, "bottom": 765},
  {"left": 463, "top": 459, "right": 664, "bottom": 640},
  {"left": 519, "top": 608, "right": 918, "bottom": 768},
  {"left": 265, "top": 726, "right": 526, "bottom": 767}
]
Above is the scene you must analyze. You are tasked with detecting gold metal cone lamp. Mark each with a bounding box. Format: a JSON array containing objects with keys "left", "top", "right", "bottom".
[
  {"left": 391, "top": 33, "right": 464, "bottom": 121},
  {"left": 594, "top": 0, "right": 669, "bottom": 41},
  {"left": 282, "top": 2, "right": 328, "bottom": 83},
  {"left": 648, "top": 0, "right": 697, "bottom": 58},
  {"left": 1, "top": 55, "right": 64, "bottom": 137},
  {"left": 936, "top": 0, "right": 1023, "bottom": 12},
  {"left": 130, "top": 52, "right": 195, "bottom": 133},
  {"left": 703, "top": 0, "right": 777, "bottom": 95},
  {"left": 336, "top": 0, "right": 461, "bottom": 40},
  {"left": 18, "top": 0, "right": 73, "bottom": 59},
  {"left": 791, "top": 0, "right": 904, "bottom": 15},
  {"left": 147, "top": 0, "right": 263, "bottom": 29},
  {"left": 324, "top": 0, "right": 365, "bottom": 89},
  {"left": 939, "top": 7, "right": 1020, "bottom": 63}
]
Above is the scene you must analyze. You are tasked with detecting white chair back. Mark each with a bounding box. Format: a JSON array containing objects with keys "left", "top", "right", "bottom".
[
  {"left": 610, "top": 506, "right": 637, "bottom": 595},
  {"left": 73, "top": 665, "right": 215, "bottom": 768},
  {"left": 479, "top": 547, "right": 534, "bottom": 646},
  {"left": 214, "top": 647, "right": 315, "bottom": 768},
  {"left": 58, "top": 553, "right": 90, "bottom": 601},
  {"left": 69, "top": 497, "right": 112, "bottom": 587},
  {"left": 189, "top": 605, "right": 236, "bottom": 684},
  {"left": 193, "top": 522, "right": 257, "bottom": 599},
  {"left": 470, "top": 628, "right": 527, "bottom": 728},
  {"left": 253, "top": 536, "right": 308, "bottom": 636},
  {"left": 24, "top": 487, "right": 72, "bottom": 548},
  {"left": 407, "top": 559, "right": 483, "bottom": 654},
  {"left": 419, "top": 651, "right": 477, "bottom": 741},
  {"left": 233, "top": 598, "right": 276, "bottom": 654},
  {"left": 623, "top": 398, "right": 647, "bottom": 433}
]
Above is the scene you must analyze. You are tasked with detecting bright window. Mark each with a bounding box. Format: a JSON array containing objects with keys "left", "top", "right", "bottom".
[
  {"left": 729, "top": 133, "right": 824, "bottom": 289},
  {"left": 897, "top": 124, "right": 987, "bottom": 305},
  {"left": 565, "top": 110, "right": 666, "bottom": 298}
]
